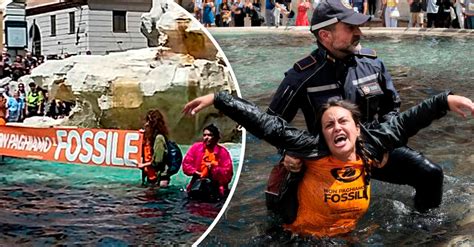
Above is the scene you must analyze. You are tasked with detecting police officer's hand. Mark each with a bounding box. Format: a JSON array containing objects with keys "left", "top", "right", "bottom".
[
  {"left": 283, "top": 155, "right": 303, "bottom": 173},
  {"left": 447, "top": 95, "right": 474, "bottom": 118},
  {"left": 183, "top": 93, "right": 214, "bottom": 116}
]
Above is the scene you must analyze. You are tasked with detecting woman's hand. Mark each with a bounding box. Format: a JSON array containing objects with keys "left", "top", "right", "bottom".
[
  {"left": 447, "top": 95, "right": 474, "bottom": 118},
  {"left": 137, "top": 161, "right": 152, "bottom": 168},
  {"left": 182, "top": 93, "right": 215, "bottom": 116}
]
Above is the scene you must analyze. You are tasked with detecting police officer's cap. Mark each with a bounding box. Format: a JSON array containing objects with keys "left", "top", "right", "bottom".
[{"left": 310, "top": 0, "right": 371, "bottom": 32}]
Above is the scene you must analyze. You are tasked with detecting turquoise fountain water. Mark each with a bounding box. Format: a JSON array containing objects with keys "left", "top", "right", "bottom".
[
  {"left": 203, "top": 31, "right": 473, "bottom": 246},
  {"left": 0, "top": 143, "right": 241, "bottom": 245}
]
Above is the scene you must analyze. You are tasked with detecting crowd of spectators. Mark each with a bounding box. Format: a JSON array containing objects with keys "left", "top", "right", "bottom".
[
  {"left": 190, "top": 0, "right": 474, "bottom": 29},
  {"left": 0, "top": 52, "right": 44, "bottom": 81},
  {"left": 194, "top": 0, "right": 267, "bottom": 27},
  {"left": 0, "top": 50, "right": 73, "bottom": 125}
]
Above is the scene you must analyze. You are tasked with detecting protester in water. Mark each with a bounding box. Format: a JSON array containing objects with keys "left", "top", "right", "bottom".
[
  {"left": 140, "top": 109, "right": 173, "bottom": 187},
  {"left": 182, "top": 124, "right": 233, "bottom": 201},
  {"left": 183, "top": 91, "right": 473, "bottom": 236},
  {"left": 269, "top": 0, "right": 441, "bottom": 213}
]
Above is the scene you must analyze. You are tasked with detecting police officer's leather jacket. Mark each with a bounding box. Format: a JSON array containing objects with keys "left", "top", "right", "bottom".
[
  {"left": 214, "top": 90, "right": 451, "bottom": 223},
  {"left": 267, "top": 43, "right": 401, "bottom": 134}
]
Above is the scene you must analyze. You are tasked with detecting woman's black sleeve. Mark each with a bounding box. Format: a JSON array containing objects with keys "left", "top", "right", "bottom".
[
  {"left": 367, "top": 91, "right": 451, "bottom": 153},
  {"left": 213, "top": 91, "right": 325, "bottom": 158}
]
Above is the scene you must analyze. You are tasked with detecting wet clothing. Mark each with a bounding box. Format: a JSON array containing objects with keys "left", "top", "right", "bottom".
[
  {"left": 183, "top": 142, "right": 233, "bottom": 198},
  {"left": 267, "top": 44, "right": 443, "bottom": 212},
  {"left": 200, "top": 147, "right": 218, "bottom": 178},
  {"left": 213, "top": 91, "right": 451, "bottom": 235},
  {"left": 142, "top": 134, "right": 169, "bottom": 184},
  {"left": 284, "top": 157, "right": 370, "bottom": 236}
]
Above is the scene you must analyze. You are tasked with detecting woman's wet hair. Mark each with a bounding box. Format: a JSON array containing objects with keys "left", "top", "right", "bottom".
[
  {"left": 316, "top": 99, "right": 372, "bottom": 196},
  {"left": 203, "top": 123, "right": 220, "bottom": 141},
  {"left": 144, "top": 109, "right": 169, "bottom": 148}
]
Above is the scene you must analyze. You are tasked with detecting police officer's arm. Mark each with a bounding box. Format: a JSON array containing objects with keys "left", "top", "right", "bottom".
[{"left": 378, "top": 60, "right": 401, "bottom": 123}]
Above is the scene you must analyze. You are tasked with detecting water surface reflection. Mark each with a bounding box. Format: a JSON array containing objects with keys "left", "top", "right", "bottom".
[{"left": 0, "top": 143, "right": 241, "bottom": 245}]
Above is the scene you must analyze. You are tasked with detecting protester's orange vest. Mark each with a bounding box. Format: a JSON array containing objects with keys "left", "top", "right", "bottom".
[
  {"left": 284, "top": 156, "right": 370, "bottom": 237},
  {"left": 142, "top": 140, "right": 157, "bottom": 181},
  {"left": 143, "top": 141, "right": 153, "bottom": 163},
  {"left": 200, "top": 148, "right": 217, "bottom": 178}
]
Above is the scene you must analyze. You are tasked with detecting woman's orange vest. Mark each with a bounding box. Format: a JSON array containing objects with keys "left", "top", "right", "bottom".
[
  {"left": 284, "top": 156, "right": 370, "bottom": 237},
  {"left": 142, "top": 140, "right": 157, "bottom": 181},
  {"left": 200, "top": 147, "right": 217, "bottom": 178},
  {"left": 143, "top": 141, "right": 153, "bottom": 163}
]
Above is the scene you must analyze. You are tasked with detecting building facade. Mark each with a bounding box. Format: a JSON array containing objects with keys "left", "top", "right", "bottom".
[
  {"left": 2, "top": 0, "right": 28, "bottom": 56},
  {"left": 26, "top": 0, "right": 152, "bottom": 57}
]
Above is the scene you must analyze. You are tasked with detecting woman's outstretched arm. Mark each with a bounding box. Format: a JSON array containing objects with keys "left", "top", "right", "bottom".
[
  {"left": 367, "top": 92, "right": 474, "bottom": 153},
  {"left": 183, "top": 92, "right": 328, "bottom": 158}
]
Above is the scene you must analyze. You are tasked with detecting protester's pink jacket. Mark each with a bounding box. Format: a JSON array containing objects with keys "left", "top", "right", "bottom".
[{"left": 182, "top": 142, "right": 233, "bottom": 193}]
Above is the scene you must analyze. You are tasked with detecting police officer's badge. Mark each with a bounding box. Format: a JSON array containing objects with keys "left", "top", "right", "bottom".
[
  {"left": 341, "top": 0, "right": 352, "bottom": 9},
  {"left": 362, "top": 86, "right": 371, "bottom": 95}
]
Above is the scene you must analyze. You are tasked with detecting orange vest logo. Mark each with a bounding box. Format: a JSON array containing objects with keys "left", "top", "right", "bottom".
[{"left": 331, "top": 166, "right": 363, "bottom": 183}]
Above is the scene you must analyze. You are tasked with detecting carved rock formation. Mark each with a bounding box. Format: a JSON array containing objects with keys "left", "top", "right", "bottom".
[{"left": 20, "top": 0, "right": 239, "bottom": 144}]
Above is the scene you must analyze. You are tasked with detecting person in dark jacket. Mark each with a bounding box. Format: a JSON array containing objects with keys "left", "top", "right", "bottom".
[
  {"left": 266, "top": 0, "right": 443, "bottom": 213},
  {"left": 183, "top": 91, "right": 474, "bottom": 236}
]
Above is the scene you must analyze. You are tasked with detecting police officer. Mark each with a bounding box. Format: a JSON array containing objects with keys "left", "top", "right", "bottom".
[{"left": 266, "top": 0, "right": 443, "bottom": 213}]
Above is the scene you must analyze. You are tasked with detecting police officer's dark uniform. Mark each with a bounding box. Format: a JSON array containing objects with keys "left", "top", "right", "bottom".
[{"left": 266, "top": 0, "right": 443, "bottom": 218}]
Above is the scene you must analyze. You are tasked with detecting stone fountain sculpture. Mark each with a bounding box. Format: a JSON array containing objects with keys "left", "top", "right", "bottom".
[{"left": 20, "top": 0, "right": 239, "bottom": 144}]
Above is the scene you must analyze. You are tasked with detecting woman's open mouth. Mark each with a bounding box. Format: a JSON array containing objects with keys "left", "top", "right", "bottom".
[{"left": 334, "top": 134, "right": 348, "bottom": 148}]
